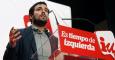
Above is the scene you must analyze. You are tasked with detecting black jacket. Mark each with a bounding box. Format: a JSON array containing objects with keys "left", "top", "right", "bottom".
[{"left": 3, "top": 26, "right": 58, "bottom": 60}]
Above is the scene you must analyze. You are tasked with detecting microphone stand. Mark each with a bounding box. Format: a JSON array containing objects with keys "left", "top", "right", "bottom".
[{"left": 31, "top": 10, "right": 59, "bottom": 60}]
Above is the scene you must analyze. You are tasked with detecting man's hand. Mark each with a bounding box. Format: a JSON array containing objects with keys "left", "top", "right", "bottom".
[{"left": 9, "top": 27, "right": 22, "bottom": 48}]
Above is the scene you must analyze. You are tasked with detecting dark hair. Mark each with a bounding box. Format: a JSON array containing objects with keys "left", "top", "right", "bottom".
[{"left": 29, "top": 2, "right": 48, "bottom": 16}]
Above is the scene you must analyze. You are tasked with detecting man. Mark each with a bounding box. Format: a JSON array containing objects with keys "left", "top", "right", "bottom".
[{"left": 3, "top": 2, "right": 58, "bottom": 60}]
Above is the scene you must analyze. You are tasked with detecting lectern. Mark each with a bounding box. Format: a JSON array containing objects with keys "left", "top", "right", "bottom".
[{"left": 48, "top": 49, "right": 97, "bottom": 60}]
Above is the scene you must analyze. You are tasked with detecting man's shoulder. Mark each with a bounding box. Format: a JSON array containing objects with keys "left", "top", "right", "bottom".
[{"left": 19, "top": 26, "right": 32, "bottom": 34}]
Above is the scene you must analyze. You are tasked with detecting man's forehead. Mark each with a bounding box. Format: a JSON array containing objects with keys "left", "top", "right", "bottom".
[{"left": 35, "top": 4, "right": 48, "bottom": 8}]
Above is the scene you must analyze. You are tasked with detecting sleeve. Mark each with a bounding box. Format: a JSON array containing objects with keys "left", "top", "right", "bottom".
[
  {"left": 52, "top": 35, "right": 58, "bottom": 52},
  {"left": 3, "top": 29, "right": 24, "bottom": 60},
  {"left": 3, "top": 42, "right": 20, "bottom": 60}
]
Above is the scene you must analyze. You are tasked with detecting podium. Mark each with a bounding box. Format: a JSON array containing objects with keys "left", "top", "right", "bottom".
[
  {"left": 48, "top": 25, "right": 115, "bottom": 60},
  {"left": 49, "top": 49, "right": 98, "bottom": 60}
]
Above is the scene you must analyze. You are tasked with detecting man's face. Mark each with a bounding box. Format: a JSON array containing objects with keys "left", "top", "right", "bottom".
[{"left": 33, "top": 4, "right": 49, "bottom": 21}]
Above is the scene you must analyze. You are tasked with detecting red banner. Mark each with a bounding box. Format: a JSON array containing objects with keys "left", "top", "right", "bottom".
[{"left": 58, "top": 25, "right": 114, "bottom": 60}]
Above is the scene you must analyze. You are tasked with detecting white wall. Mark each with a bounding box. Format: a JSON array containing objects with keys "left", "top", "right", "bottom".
[{"left": 0, "top": 0, "right": 71, "bottom": 60}]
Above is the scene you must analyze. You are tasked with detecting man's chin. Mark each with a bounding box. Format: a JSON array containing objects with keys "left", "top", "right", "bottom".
[
  {"left": 33, "top": 19, "right": 47, "bottom": 27},
  {"left": 40, "top": 18, "right": 47, "bottom": 21}
]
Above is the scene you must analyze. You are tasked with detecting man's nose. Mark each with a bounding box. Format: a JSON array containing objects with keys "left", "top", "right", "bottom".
[
  {"left": 41, "top": 10, "right": 46, "bottom": 15},
  {"left": 42, "top": 9, "right": 45, "bottom": 13}
]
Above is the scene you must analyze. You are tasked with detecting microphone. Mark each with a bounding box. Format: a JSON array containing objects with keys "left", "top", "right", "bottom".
[
  {"left": 62, "top": 18, "right": 96, "bottom": 26},
  {"left": 50, "top": 10, "right": 71, "bottom": 27},
  {"left": 49, "top": 10, "right": 58, "bottom": 25},
  {"left": 49, "top": 10, "right": 53, "bottom": 14}
]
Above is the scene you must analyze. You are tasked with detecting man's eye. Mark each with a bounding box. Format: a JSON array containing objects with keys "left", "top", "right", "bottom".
[
  {"left": 36, "top": 8, "right": 41, "bottom": 11},
  {"left": 45, "top": 9, "right": 49, "bottom": 13},
  {"left": 45, "top": 10, "right": 48, "bottom": 12}
]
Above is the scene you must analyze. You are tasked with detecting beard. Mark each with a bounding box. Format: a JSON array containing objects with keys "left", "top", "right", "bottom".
[{"left": 32, "top": 16, "right": 47, "bottom": 27}]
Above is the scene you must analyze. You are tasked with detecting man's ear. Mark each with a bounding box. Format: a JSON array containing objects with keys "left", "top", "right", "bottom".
[
  {"left": 29, "top": 15, "right": 33, "bottom": 20},
  {"left": 29, "top": 15, "right": 33, "bottom": 22}
]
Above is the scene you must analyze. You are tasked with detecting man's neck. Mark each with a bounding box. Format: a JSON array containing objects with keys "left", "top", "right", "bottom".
[
  {"left": 32, "top": 24, "right": 45, "bottom": 32},
  {"left": 37, "top": 26, "right": 45, "bottom": 32}
]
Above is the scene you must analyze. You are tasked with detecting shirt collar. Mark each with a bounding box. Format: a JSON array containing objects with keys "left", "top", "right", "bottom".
[{"left": 32, "top": 24, "right": 47, "bottom": 34}]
